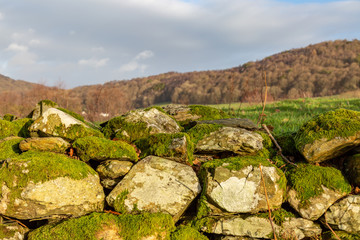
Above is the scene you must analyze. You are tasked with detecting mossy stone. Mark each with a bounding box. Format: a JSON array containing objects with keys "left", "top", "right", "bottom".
[
  {"left": 294, "top": 108, "right": 360, "bottom": 162},
  {"left": 73, "top": 136, "right": 138, "bottom": 162},
  {"left": 188, "top": 105, "right": 230, "bottom": 121},
  {"left": 171, "top": 225, "right": 209, "bottom": 240},
  {"left": 186, "top": 123, "right": 222, "bottom": 145},
  {"left": 27, "top": 212, "right": 175, "bottom": 240},
  {"left": 3, "top": 114, "right": 16, "bottom": 122},
  {"left": 135, "top": 133, "right": 194, "bottom": 164},
  {"left": 287, "top": 163, "right": 351, "bottom": 206}
]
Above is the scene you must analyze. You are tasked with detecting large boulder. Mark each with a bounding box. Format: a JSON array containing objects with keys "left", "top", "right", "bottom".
[
  {"left": 28, "top": 212, "right": 175, "bottom": 240},
  {"left": 0, "top": 151, "right": 105, "bottom": 220},
  {"left": 294, "top": 109, "right": 360, "bottom": 163},
  {"left": 73, "top": 136, "right": 138, "bottom": 162},
  {"left": 29, "top": 108, "right": 103, "bottom": 141},
  {"left": 135, "top": 133, "right": 194, "bottom": 164},
  {"left": 102, "top": 107, "right": 181, "bottom": 142},
  {"left": 343, "top": 154, "right": 360, "bottom": 186},
  {"left": 28, "top": 100, "right": 58, "bottom": 120},
  {"left": 19, "top": 137, "right": 70, "bottom": 154},
  {"left": 287, "top": 164, "right": 351, "bottom": 220},
  {"left": 325, "top": 195, "right": 360, "bottom": 234},
  {"left": 194, "top": 126, "right": 263, "bottom": 155},
  {"left": 106, "top": 156, "right": 201, "bottom": 221},
  {"left": 199, "top": 156, "right": 286, "bottom": 215}
]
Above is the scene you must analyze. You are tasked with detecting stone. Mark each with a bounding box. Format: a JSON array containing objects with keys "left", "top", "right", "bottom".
[
  {"left": 202, "top": 216, "right": 278, "bottom": 239},
  {"left": 287, "top": 186, "right": 347, "bottom": 221},
  {"left": 278, "top": 217, "right": 322, "bottom": 240},
  {"left": 135, "top": 133, "right": 193, "bottom": 164},
  {"left": 162, "top": 104, "right": 202, "bottom": 122},
  {"left": 202, "top": 157, "right": 285, "bottom": 214},
  {"left": 294, "top": 109, "right": 360, "bottom": 163},
  {"left": 73, "top": 136, "right": 138, "bottom": 162},
  {"left": 96, "top": 160, "right": 133, "bottom": 179},
  {"left": 27, "top": 212, "right": 175, "bottom": 240},
  {"left": 106, "top": 156, "right": 201, "bottom": 221},
  {"left": 286, "top": 164, "right": 351, "bottom": 220},
  {"left": 28, "top": 100, "right": 58, "bottom": 120},
  {"left": 19, "top": 137, "right": 70, "bottom": 153},
  {"left": 0, "top": 222, "right": 28, "bottom": 240},
  {"left": 28, "top": 108, "right": 103, "bottom": 141},
  {"left": 102, "top": 107, "right": 181, "bottom": 142},
  {"left": 196, "top": 118, "right": 259, "bottom": 130},
  {"left": 0, "top": 151, "right": 104, "bottom": 220},
  {"left": 325, "top": 195, "right": 360, "bottom": 234},
  {"left": 100, "top": 178, "right": 121, "bottom": 190},
  {"left": 343, "top": 154, "right": 360, "bottom": 186},
  {"left": 195, "top": 127, "right": 263, "bottom": 155}
]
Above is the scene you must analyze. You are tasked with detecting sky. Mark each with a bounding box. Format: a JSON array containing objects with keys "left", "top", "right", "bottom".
[{"left": 0, "top": 0, "right": 359, "bottom": 88}]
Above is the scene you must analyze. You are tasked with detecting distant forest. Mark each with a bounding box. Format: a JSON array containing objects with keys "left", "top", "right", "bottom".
[{"left": 1, "top": 39, "right": 360, "bottom": 121}]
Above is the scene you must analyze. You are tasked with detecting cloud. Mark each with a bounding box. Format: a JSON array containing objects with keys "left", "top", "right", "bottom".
[
  {"left": 0, "top": 12, "right": 3, "bottom": 20},
  {"left": 78, "top": 57, "right": 109, "bottom": 68},
  {"left": 5, "top": 43, "right": 28, "bottom": 52},
  {"left": 118, "top": 50, "right": 154, "bottom": 73}
]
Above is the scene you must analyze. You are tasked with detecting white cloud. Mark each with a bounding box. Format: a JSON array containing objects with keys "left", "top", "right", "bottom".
[
  {"left": 117, "top": 50, "right": 154, "bottom": 73},
  {"left": 0, "top": 12, "right": 3, "bottom": 20},
  {"left": 5, "top": 43, "right": 28, "bottom": 52},
  {"left": 135, "top": 50, "right": 154, "bottom": 60},
  {"left": 78, "top": 57, "right": 109, "bottom": 67}
]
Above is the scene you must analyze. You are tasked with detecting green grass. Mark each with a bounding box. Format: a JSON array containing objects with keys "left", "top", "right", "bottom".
[{"left": 211, "top": 97, "right": 360, "bottom": 136}]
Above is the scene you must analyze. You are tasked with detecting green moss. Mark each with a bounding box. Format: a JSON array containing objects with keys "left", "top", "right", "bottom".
[
  {"left": 113, "top": 190, "right": 129, "bottom": 214},
  {"left": 38, "top": 99, "right": 57, "bottom": 107},
  {"left": 73, "top": 136, "right": 138, "bottom": 162},
  {"left": 322, "top": 231, "right": 360, "bottom": 240},
  {"left": 171, "top": 225, "right": 208, "bottom": 240},
  {"left": 186, "top": 124, "right": 222, "bottom": 145},
  {"left": 0, "top": 119, "right": 18, "bottom": 138},
  {"left": 0, "top": 151, "right": 96, "bottom": 214},
  {"left": 287, "top": 163, "right": 351, "bottom": 206},
  {"left": 144, "top": 106, "right": 167, "bottom": 114},
  {"left": 188, "top": 105, "right": 230, "bottom": 121},
  {"left": 256, "top": 208, "right": 295, "bottom": 226},
  {"left": 135, "top": 133, "right": 194, "bottom": 164},
  {"left": 3, "top": 113, "right": 16, "bottom": 122},
  {"left": 28, "top": 212, "right": 175, "bottom": 240},
  {"left": 13, "top": 118, "right": 34, "bottom": 138},
  {"left": 52, "top": 122, "right": 104, "bottom": 141},
  {"left": 294, "top": 109, "right": 360, "bottom": 151},
  {"left": 102, "top": 116, "right": 152, "bottom": 142},
  {"left": 256, "top": 131, "right": 273, "bottom": 149},
  {"left": 192, "top": 216, "right": 217, "bottom": 234},
  {"left": 0, "top": 137, "right": 23, "bottom": 159}
]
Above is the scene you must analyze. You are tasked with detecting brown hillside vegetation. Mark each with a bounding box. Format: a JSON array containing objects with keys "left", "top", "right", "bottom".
[{"left": 1, "top": 39, "right": 360, "bottom": 121}]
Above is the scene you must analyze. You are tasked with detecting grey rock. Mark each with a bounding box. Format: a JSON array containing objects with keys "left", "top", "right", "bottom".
[
  {"left": 325, "top": 195, "right": 360, "bottom": 234},
  {"left": 195, "top": 127, "right": 263, "bottom": 155},
  {"left": 279, "top": 217, "right": 322, "bottom": 239},
  {"left": 96, "top": 160, "right": 133, "bottom": 179},
  {"left": 106, "top": 156, "right": 201, "bottom": 221},
  {"left": 287, "top": 186, "right": 347, "bottom": 221},
  {"left": 19, "top": 137, "right": 70, "bottom": 153},
  {"left": 162, "top": 104, "right": 201, "bottom": 122}
]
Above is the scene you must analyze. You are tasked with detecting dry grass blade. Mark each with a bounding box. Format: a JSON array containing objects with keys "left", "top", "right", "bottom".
[
  {"left": 259, "top": 163, "right": 277, "bottom": 240},
  {"left": 324, "top": 215, "right": 341, "bottom": 240},
  {"left": 1, "top": 215, "right": 28, "bottom": 229}
]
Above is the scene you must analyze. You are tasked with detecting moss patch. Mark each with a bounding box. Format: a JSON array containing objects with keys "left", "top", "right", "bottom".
[
  {"left": 171, "top": 225, "right": 208, "bottom": 240},
  {"left": 3, "top": 113, "right": 16, "bottom": 122},
  {"left": 294, "top": 109, "right": 360, "bottom": 151},
  {"left": 102, "top": 116, "right": 152, "bottom": 142},
  {"left": 13, "top": 118, "right": 34, "bottom": 138},
  {"left": 38, "top": 99, "right": 57, "bottom": 107},
  {"left": 256, "top": 208, "right": 295, "bottom": 226},
  {"left": 0, "top": 151, "right": 96, "bottom": 213},
  {"left": 27, "top": 212, "right": 175, "bottom": 240},
  {"left": 188, "top": 105, "right": 230, "bottom": 121},
  {"left": 73, "top": 136, "right": 138, "bottom": 162},
  {"left": 287, "top": 163, "right": 351, "bottom": 206},
  {"left": 322, "top": 231, "right": 360, "bottom": 240},
  {"left": 53, "top": 121, "right": 104, "bottom": 141},
  {"left": 135, "top": 133, "right": 194, "bottom": 164},
  {"left": 0, "top": 119, "right": 18, "bottom": 138},
  {"left": 186, "top": 124, "right": 222, "bottom": 145},
  {"left": 0, "top": 137, "right": 23, "bottom": 159}
]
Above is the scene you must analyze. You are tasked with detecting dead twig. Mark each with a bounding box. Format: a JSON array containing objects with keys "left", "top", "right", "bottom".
[
  {"left": 324, "top": 215, "right": 341, "bottom": 240},
  {"left": 262, "top": 124, "right": 298, "bottom": 167},
  {"left": 258, "top": 71, "right": 268, "bottom": 125},
  {"left": 259, "top": 164, "right": 277, "bottom": 240},
  {"left": 1, "top": 215, "right": 28, "bottom": 229}
]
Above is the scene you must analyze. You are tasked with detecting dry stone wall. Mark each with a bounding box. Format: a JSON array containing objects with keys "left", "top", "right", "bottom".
[{"left": 0, "top": 101, "right": 359, "bottom": 240}]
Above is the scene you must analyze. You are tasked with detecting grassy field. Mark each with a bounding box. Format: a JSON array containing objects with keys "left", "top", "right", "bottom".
[{"left": 211, "top": 96, "right": 360, "bottom": 136}]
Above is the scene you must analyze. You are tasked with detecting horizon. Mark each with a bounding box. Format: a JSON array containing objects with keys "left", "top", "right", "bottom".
[{"left": 1, "top": 0, "right": 360, "bottom": 88}]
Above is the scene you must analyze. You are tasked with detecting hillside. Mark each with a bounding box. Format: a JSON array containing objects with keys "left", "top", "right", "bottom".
[{"left": 1, "top": 39, "right": 360, "bottom": 121}]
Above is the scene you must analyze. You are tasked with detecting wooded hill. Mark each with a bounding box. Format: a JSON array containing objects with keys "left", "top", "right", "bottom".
[{"left": 1, "top": 39, "right": 360, "bottom": 121}]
